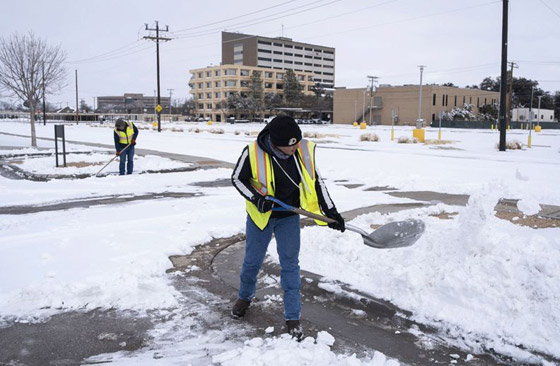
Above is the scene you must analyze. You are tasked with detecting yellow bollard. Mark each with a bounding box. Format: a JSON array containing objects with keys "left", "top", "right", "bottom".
[
  {"left": 507, "top": 125, "right": 510, "bottom": 131},
  {"left": 207, "top": 120, "right": 213, "bottom": 125},
  {"left": 438, "top": 129, "right": 442, "bottom": 140},
  {"left": 353, "top": 122, "right": 358, "bottom": 127},
  {"left": 535, "top": 125, "right": 541, "bottom": 132},
  {"left": 528, "top": 134, "right": 532, "bottom": 148},
  {"left": 360, "top": 122, "right": 367, "bottom": 129},
  {"left": 391, "top": 127, "right": 394, "bottom": 141}
]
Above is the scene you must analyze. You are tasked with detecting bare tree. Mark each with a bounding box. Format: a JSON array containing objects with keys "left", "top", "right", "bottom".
[{"left": 0, "top": 32, "right": 66, "bottom": 146}]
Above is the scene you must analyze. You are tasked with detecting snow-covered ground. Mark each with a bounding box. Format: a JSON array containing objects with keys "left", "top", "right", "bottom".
[{"left": 1, "top": 120, "right": 559, "bottom": 365}]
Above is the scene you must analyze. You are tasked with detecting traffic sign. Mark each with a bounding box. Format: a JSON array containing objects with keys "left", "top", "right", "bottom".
[{"left": 156, "top": 104, "right": 163, "bottom": 113}]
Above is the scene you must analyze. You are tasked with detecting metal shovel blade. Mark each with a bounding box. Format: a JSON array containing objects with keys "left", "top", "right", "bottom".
[{"left": 346, "top": 219, "right": 425, "bottom": 249}]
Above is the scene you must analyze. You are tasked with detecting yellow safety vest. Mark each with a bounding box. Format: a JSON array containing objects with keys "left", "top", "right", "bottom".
[
  {"left": 114, "top": 121, "right": 135, "bottom": 144},
  {"left": 246, "top": 139, "right": 327, "bottom": 230}
]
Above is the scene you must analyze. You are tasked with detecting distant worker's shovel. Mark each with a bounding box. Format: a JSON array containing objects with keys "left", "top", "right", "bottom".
[
  {"left": 95, "top": 143, "right": 132, "bottom": 177},
  {"left": 266, "top": 197, "right": 425, "bottom": 249}
]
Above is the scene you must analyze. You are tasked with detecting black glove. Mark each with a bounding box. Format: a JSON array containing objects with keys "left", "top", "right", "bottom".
[
  {"left": 131, "top": 139, "right": 136, "bottom": 146},
  {"left": 116, "top": 151, "right": 121, "bottom": 156},
  {"left": 253, "top": 196, "right": 274, "bottom": 213},
  {"left": 325, "top": 208, "right": 345, "bottom": 232}
]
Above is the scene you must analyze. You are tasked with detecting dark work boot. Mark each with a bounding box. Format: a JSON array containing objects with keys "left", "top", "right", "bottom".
[
  {"left": 286, "top": 320, "right": 303, "bottom": 341},
  {"left": 231, "top": 299, "right": 250, "bottom": 319}
]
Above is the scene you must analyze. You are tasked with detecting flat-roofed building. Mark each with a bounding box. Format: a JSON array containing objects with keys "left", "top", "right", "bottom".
[
  {"left": 221, "top": 31, "right": 335, "bottom": 90},
  {"left": 97, "top": 93, "right": 170, "bottom": 114},
  {"left": 189, "top": 64, "right": 315, "bottom": 122},
  {"left": 333, "top": 85, "right": 499, "bottom": 125}
]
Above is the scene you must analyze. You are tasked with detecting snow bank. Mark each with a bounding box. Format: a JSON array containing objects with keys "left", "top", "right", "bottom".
[{"left": 212, "top": 332, "right": 400, "bottom": 366}]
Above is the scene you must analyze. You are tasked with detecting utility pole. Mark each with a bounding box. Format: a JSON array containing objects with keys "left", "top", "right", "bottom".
[
  {"left": 42, "top": 63, "right": 46, "bottom": 126},
  {"left": 144, "top": 21, "right": 170, "bottom": 132},
  {"left": 417, "top": 65, "right": 426, "bottom": 128},
  {"left": 498, "top": 0, "right": 509, "bottom": 151},
  {"left": 367, "top": 75, "right": 378, "bottom": 125},
  {"left": 505, "top": 61, "right": 518, "bottom": 129},
  {"left": 537, "top": 95, "right": 542, "bottom": 126},
  {"left": 528, "top": 86, "right": 534, "bottom": 148},
  {"left": 75, "top": 69, "right": 79, "bottom": 125},
  {"left": 167, "top": 88, "right": 174, "bottom": 119}
]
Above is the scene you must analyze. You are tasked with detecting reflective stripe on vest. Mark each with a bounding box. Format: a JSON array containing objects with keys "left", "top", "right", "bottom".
[
  {"left": 246, "top": 139, "right": 326, "bottom": 230},
  {"left": 114, "top": 121, "right": 134, "bottom": 144}
]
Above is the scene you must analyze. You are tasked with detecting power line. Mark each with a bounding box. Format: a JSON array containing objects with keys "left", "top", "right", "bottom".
[
  {"left": 538, "top": 0, "right": 560, "bottom": 19},
  {"left": 170, "top": 0, "right": 300, "bottom": 36}
]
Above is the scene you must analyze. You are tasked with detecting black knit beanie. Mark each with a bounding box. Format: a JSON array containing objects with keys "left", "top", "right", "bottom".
[{"left": 268, "top": 116, "right": 302, "bottom": 147}]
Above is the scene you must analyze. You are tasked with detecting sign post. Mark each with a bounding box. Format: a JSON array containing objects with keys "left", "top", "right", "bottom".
[{"left": 54, "top": 125, "right": 67, "bottom": 167}]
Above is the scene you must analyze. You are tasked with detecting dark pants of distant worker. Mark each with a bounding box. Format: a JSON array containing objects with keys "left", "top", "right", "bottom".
[{"left": 119, "top": 146, "right": 134, "bottom": 175}]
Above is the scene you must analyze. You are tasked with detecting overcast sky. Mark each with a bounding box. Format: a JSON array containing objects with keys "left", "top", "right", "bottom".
[{"left": 1, "top": 0, "right": 559, "bottom": 108}]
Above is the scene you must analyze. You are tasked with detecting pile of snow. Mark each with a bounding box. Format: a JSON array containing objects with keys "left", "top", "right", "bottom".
[
  {"left": 213, "top": 332, "right": 400, "bottom": 366},
  {"left": 273, "top": 185, "right": 560, "bottom": 362}
]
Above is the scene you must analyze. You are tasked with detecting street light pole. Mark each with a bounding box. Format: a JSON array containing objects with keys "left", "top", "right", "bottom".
[
  {"left": 367, "top": 75, "right": 378, "bottom": 125},
  {"left": 417, "top": 65, "right": 426, "bottom": 128}
]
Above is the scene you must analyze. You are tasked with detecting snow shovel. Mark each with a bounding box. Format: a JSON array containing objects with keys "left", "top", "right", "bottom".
[
  {"left": 266, "top": 197, "right": 425, "bottom": 249},
  {"left": 95, "top": 143, "right": 132, "bottom": 176}
]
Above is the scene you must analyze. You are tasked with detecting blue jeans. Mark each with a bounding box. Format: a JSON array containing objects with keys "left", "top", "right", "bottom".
[
  {"left": 119, "top": 146, "right": 134, "bottom": 175},
  {"left": 239, "top": 214, "right": 301, "bottom": 320}
]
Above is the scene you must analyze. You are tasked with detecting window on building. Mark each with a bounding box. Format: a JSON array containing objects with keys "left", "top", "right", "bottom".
[
  {"left": 304, "top": 62, "right": 312, "bottom": 66},
  {"left": 308, "top": 76, "right": 314, "bottom": 81},
  {"left": 454, "top": 95, "right": 457, "bottom": 106},
  {"left": 433, "top": 94, "right": 436, "bottom": 106},
  {"left": 225, "top": 80, "right": 237, "bottom": 87},
  {"left": 198, "top": 93, "right": 203, "bottom": 99},
  {"left": 265, "top": 82, "right": 273, "bottom": 88},
  {"left": 206, "top": 71, "right": 211, "bottom": 77},
  {"left": 273, "top": 42, "right": 282, "bottom": 47},
  {"left": 258, "top": 40, "right": 271, "bottom": 45},
  {"left": 469, "top": 96, "right": 472, "bottom": 104},
  {"left": 198, "top": 72, "right": 203, "bottom": 78},
  {"left": 324, "top": 58, "right": 334, "bottom": 62},
  {"left": 276, "top": 73, "right": 284, "bottom": 80},
  {"left": 258, "top": 57, "right": 272, "bottom": 61},
  {"left": 265, "top": 71, "right": 273, "bottom": 78},
  {"left": 198, "top": 103, "right": 204, "bottom": 109},
  {"left": 297, "top": 75, "right": 304, "bottom": 81},
  {"left": 240, "top": 69, "right": 250, "bottom": 76},
  {"left": 477, "top": 97, "right": 479, "bottom": 107},
  {"left": 442, "top": 94, "right": 445, "bottom": 106},
  {"left": 258, "top": 48, "right": 272, "bottom": 53},
  {"left": 295, "top": 61, "right": 302, "bottom": 65},
  {"left": 206, "top": 93, "right": 212, "bottom": 99},
  {"left": 305, "top": 47, "right": 312, "bottom": 51},
  {"left": 313, "top": 64, "right": 321, "bottom": 67},
  {"left": 305, "top": 55, "right": 313, "bottom": 59},
  {"left": 294, "top": 54, "right": 302, "bottom": 58},
  {"left": 273, "top": 59, "right": 282, "bottom": 63},
  {"left": 324, "top": 50, "right": 334, "bottom": 55},
  {"left": 285, "top": 52, "right": 293, "bottom": 56},
  {"left": 215, "top": 92, "right": 221, "bottom": 98},
  {"left": 285, "top": 44, "right": 293, "bottom": 48},
  {"left": 206, "top": 82, "right": 211, "bottom": 88},
  {"left": 273, "top": 51, "right": 282, "bottom": 55},
  {"left": 463, "top": 96, "right": 466, "bottom": 104},
  {"left": 225, "top": 69, "right": 236, "bottom": 76},
  {"left": 285, "top": 60, "right": 293, "bottom": 64},
  {"left": 206, "top": 103, "right": 212, "bottom": 110},
  {"left": 240, "top": 81, "right": 249, "bottom": 87},
  {"left": 215, "top": 70, "right": 221, "bottom": 76},
  {"left": 445, "top": 95, "right": 448, "bottom": 106},
  {"left": 198, "top": 83, "right": 203, "bottom": 88},
  {"left": 215, "top": 81, "right": 221, "bottom": 87},
  {"left": 295, "top": 46, "right": 303, "bottom": 50},
  {"left": 276, "top": 83, "right": 283, "bottom": 89}
]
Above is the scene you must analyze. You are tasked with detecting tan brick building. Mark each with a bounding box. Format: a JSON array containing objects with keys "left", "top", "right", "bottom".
[
  {"left": 333, "top": 85, "right": 499, "bottom": 125},
  {"left": 189, "top": 64, "right": 314, "bottom": 122}
]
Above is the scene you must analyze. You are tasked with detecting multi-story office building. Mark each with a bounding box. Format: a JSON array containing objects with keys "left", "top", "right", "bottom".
[
  {"left": 221, "top": 31, "right": 335, "bottom": 89},
  {"left": 333, "top": 85, "right": 499, "bottom": 125},
  {"left": 97, "top": 93, "right": 170, "bottom": 114},
  {"left": 189, "top": 64, "right": 315, "bottom": 122}
]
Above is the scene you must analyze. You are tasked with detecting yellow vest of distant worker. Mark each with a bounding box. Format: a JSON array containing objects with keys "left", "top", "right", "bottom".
[
  {"left": 246, "top": 139, "right": 327, "bottom": 230},
  {"left": 114, "top": 121, "right": 135, "bottom": 144}
]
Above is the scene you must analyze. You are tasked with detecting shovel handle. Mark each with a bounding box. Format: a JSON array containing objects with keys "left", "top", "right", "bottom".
[{"left": 265, "top": 196, "right": 337, "bottom": 224}]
